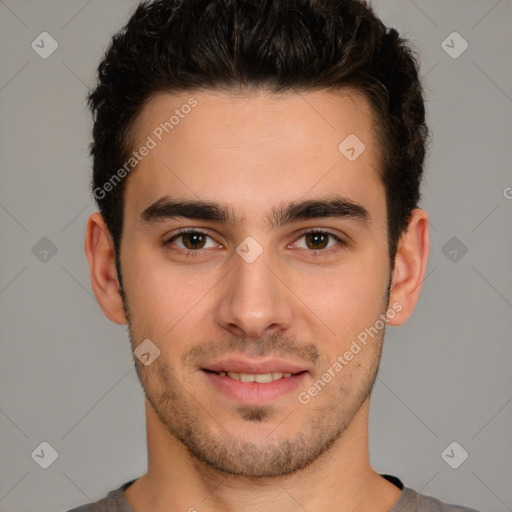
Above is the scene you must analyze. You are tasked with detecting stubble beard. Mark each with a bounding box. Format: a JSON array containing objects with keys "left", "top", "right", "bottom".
[{"left": 118, "top": 280, "right": 389, "bottom": 479}]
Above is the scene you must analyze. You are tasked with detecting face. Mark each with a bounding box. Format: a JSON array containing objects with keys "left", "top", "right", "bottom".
[{"left": 118, "top": 88, "right": 393, "bottom": 477}]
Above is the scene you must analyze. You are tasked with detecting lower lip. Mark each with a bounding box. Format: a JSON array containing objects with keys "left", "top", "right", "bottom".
[{"left": 202, "top": 370, "right": 309, "bottom": 404}]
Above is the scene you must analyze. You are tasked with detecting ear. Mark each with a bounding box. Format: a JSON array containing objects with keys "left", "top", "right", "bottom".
[
  {"left": 84, "top": 212, "right": 127, "bottom": 325},
  {"left": 387, "top": 208, "right": 430, "bottom": 326}
]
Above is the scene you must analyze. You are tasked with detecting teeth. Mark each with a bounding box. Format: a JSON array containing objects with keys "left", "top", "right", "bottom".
[
  {"left": 219, "top": 371, "right": 295, "bottom": 382},
  {"left": 255, "top": 373, "right": 273, "bottom": 383}
]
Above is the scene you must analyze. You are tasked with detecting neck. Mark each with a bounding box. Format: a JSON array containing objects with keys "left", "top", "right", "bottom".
[{"left": 124, "top": 397, "right": 402, "bottom": 512}]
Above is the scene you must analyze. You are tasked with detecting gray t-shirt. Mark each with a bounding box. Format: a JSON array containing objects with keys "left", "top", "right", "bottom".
[{"left": 66, "top": 475, "right": 481, "bottom": 512}]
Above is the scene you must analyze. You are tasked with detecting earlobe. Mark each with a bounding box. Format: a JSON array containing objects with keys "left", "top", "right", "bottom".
[
  {"left": 84, "top": 212, "right": 128, "bottom": 325},
  {"left": 387, "top": 208, "right": 430, "bottom": 326}
]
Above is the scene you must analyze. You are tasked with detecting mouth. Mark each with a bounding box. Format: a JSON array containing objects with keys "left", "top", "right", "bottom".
[
  {"left": 202, "top": 368, "right": 306, "bottom": 383},
  {"left": 201, "top": 362, "right": 309, "bottom": 404}
]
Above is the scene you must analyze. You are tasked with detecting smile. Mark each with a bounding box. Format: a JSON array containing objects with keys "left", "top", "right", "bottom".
[
  {"left": 205, "top": 369, "right": 295, "bottom": 383},
  {"left": 201, "top": 369, "right": 309, "bottom": 403}
]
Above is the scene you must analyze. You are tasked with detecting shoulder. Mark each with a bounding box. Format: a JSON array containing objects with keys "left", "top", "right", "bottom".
[
  {"left": 65, "top": 479, "right": 135, "bottom": 512},
  {"left": 416, "top": 491, "right": 481, "bottom": 512},
  {"left": 65, "top": 501, "right": 107, "bottom": 512},
  {"left": 395, "top": 486, "right": 481, "bottom": 512},
  {"left": 385, "top": 476, "right": 481, "bottom": 512}
]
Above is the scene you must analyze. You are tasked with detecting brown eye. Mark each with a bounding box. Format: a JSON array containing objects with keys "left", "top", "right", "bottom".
[
  {"left": 293, "top": 230, "right": 346, "bottom": 256},
  {"left": 304, "top": 232, "right": 329, "bottom": 250},
  {"left": 165, "top": 230, "right": 217, "bottom": 251},
  {"left": 181, "top": 232, "right": 207, "bottom": 249}
]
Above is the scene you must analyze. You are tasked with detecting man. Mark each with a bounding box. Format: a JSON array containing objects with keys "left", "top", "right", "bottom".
[{"left": 70, "top": 0, "right": 480, "bottom": 510}]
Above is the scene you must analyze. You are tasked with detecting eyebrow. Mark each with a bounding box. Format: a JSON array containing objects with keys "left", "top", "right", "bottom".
[{"left": 140, "top": 195, "right": 370, "bottom": 229}]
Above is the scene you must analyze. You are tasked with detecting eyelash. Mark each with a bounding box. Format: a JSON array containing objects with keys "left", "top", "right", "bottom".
[
  {"left": 291, "top": 228, "right": 346, "bottom": 258},
  {"left": 163, "top": 228, "right": 346, "bottom": 259},
  {"left": 163, "top": 228, "right": 216, "bottom": 259}
]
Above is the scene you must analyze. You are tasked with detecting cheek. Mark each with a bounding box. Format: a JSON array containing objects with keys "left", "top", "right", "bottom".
[
  {"left": 120, "top": 244, "right": 169, "bottom": 324},
  {"left": 122, "top": 247, "right": 217, "bottom": 335},
  {"left": 298, "top": 254, "right": 388, "bottom": 339}
]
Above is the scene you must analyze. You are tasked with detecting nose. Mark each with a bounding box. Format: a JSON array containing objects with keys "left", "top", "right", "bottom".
[{"left": 215, "top": 246, "right": 294, "bottom": 339}]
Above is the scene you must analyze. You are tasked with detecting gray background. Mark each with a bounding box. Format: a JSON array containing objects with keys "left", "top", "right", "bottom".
[{"left": 0, "top": 0, "right": 511, "bottom": 511}]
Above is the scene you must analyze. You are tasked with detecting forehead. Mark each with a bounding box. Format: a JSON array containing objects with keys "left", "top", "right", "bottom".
[
  {"left": 132, "top": 87, "right": 379, "bottom": 153},
  {"left": 124, "top": 88, "right": 386, "bottom": 225}
]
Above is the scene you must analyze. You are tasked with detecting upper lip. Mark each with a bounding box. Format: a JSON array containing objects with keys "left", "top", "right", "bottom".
[{"left": 202, "top": 358, "right": 308, "bottom": 375}]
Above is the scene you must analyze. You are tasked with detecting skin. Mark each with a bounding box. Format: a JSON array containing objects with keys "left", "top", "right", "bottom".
[{"left": 85, "top": 88, "right": 429, "bottom": 512}]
